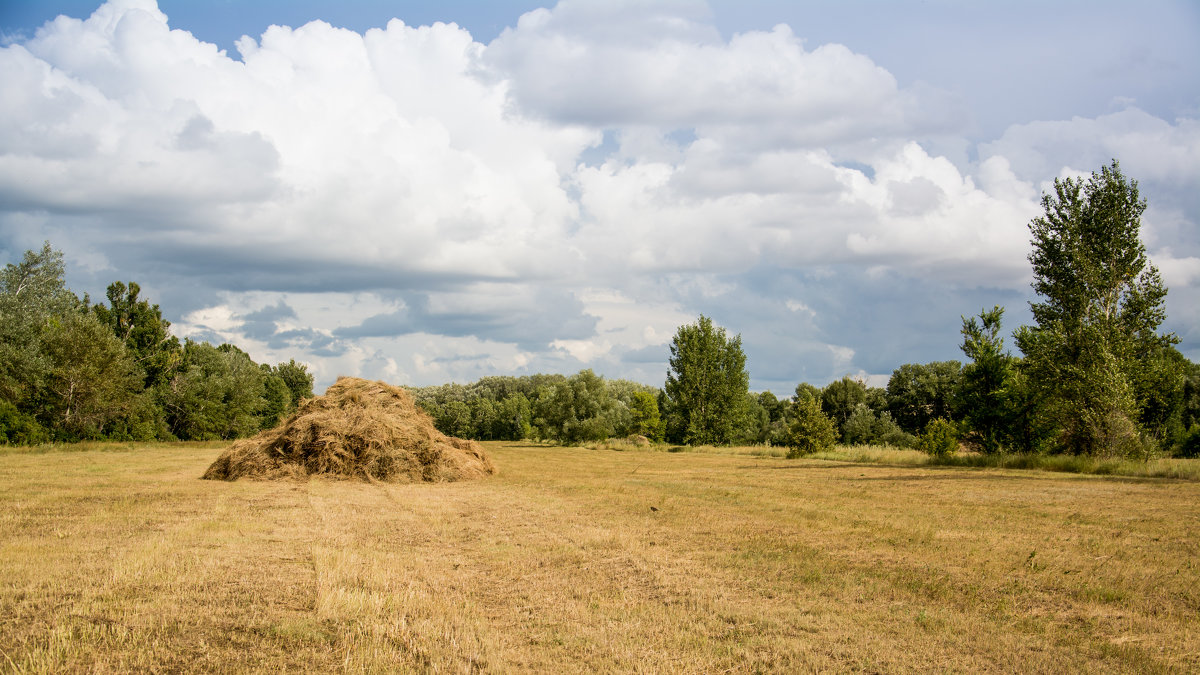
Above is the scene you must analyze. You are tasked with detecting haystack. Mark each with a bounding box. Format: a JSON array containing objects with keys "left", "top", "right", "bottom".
[{"left": 202, "top": 377, "right": 496, "bottom": 483}]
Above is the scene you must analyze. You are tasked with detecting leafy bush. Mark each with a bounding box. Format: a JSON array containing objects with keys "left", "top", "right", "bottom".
[
  {"left": 629, "top": 390, "right": 664, "bottom": 441},
  {"left": 785, "top": 394, "right": 836, "bottom": 458},
  {"left": 841, "top": 404, "right": 876, "bottom": 445},
  {"left": 0, "top": 400, "right": 48, "bottom": 445},
  {"left": 880, "top": 429, "right": 918, "bottom": 449},
  {"left": 1176, "top": 425, "right": 1200, "bottom": 459},
  {"left": 918, "top": 418, "right": 959, "bottom": 456},
  {"left": 843, "top": 403, "right": 908, "bottom": 447}
]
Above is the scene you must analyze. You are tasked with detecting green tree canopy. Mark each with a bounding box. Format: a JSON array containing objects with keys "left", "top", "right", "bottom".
[
  {"left": 91, "top": 281, "right": 181, "bottom": 389},
  {"left": 886, "top": 361, "right": 962, "bottom": 433},
  {"left": 958, "top": 306, "right": 1017, "bottom": 453},
  {"left": 1014, "top": 160, "right": 1179, "bottom": 456},
  {"left": 39, "top": 311, "right": 144, "bottom": 439},
  {"left": 160, "top": 341, "right": 269, "bottom": 440},
  {"left": 533, "top": 370, "right": 622, "bottom": 443},
  {"left": 785, "top": 390, "right": 836, "bottom": 457},
  {"left": 0, "top": 243, "right": 78, "bottom": 404},
  {"left": 664, "top": 315, "right": 749, "bottom": 445},
  {"left": 821, "top": 376, "right": 868, "bottom": 438},
  {"left": 629, "top": 390, "right": 664, "bottom": 441}
]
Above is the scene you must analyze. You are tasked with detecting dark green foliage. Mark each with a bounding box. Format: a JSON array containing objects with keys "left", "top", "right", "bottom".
[
  {"left": 759, "top": 391, "right": 793, "bottom": 446},
  {"left": 1015, "top": 161, "right": 1178, "bottom": 456},
  {"left": 259, "top": 372, "right": 293, "bottom": 430},
  {"left": 842, "top": 403, "right": 906, "bottom": 446},
  {"left": 495, "top": 393, "right": 533, "bottom": 441},
  {"left": 918, "top": 418, "right": 959, "bottom": 457},
  {"left": 1130, "top": 346, "right": 1188, "bottom": 447},
  {"left": 407, "top": 372, "right": 655, "bottom": 444},
  {"left": 439, "top": 400, "right": 475, "bottom": 439},
  {"left": 0, "top": 243, "right": 79, "bottom": 406},
  {"left": 728, "top": 391, "right": 792, "bottom": 446},
  {"left": 1181, "top": 361, "right": 1200, "bottom": 431},
  {"left": 38, "top": 310, "right": 144, "bottom": 439},
  {"left": 664, "top": 315, "right": 749, "bottom": 445},
  {"left": 472, "top": 398, "right": 500, "bottom": 440},
  {"left": 273, "top": 359, "right": 314, "bottom": 405},
  {"left": 160, "top": 341, "right": 269, "bottom": 440},
  {"left": 0, "top": 399, "right": 47, "bottom": 445},
  {"left": 536, "top": 369, "right": 619, "bottom": 443},
  {"left": 758, "top": 391, "right": 789, "bottom": 424},
  {"left": 958, "top": 307, "right": 1017, "bottom": 453},
  {"left": 410, "top": 379, "right": 538, "bottom": 441},
  {"left": 821, "top": 376, "right": 868, "bottom": 439},
  {"left": 880, "top": 428, "right": 918, "bottom": 449},
  {"left": 732, "top": 392, "right": 766, "bottom": 445},
  {"left": 1178, "top": 425, "right": 1200, "bottom": 459},
  {"left": 841, "top": 404, "right": 875, "bottom": 445},
  {"left": 0, "top": 244, "right": 341, "bottom": 444},
  {"left": 785, "top": 391, "right": 836, "bottom": 457},
  {"left": 886, "top": 361, "right": 962, "bottom": 433},
  {"left": 91, "top": 281, "right": 181, "bottom": 389},
  {"left": 794, "top": 382, "right": 821, "bottom": 403},
  {"left": 254, "top": 360, "right": 314, "bottom": 431}
]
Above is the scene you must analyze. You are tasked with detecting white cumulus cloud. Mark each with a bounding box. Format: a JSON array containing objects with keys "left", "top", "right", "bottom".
[{"left": 1, "top": 0, "right": 1196, "bottom": 391}]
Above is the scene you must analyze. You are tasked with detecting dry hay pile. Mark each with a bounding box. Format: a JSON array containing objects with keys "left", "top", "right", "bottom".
[{"left": 202, "top": 377, "right": 496, "bottom": 483}]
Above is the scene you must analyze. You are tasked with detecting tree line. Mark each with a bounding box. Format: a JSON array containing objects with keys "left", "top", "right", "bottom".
[
  {"left": 3, "top": 161, "right": 1197, "bottom": 458},
  {"left": 654, "top": 161, "right": 1200, "bottom": 459},
  {"left": 0, "top": 244, "right": 313, "bottom": 443},
  {"left": 405, "top": 372, "right": 663, "bottom": 444}
]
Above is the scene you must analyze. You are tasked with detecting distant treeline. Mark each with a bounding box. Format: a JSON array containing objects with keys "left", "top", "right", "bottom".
[
  {"left": 409, "top": 349, "right": 1198, "bottom": 458},
  {"left": 401, "top": 366, "right": 943, "bottom": 448},
  {"left": 406, "top": 372, "right": 662, "bottom": 444},
  {"left": 7, "top": 164, "right": 1200, "bottom": 465},
  {"left": 0, "top": 244, "right": 313, "bottom": 444}
]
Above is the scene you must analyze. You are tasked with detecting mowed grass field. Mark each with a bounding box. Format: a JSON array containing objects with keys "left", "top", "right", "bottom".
[{"left": 1, "top": 442, "right": 1198, "bottom": 673}]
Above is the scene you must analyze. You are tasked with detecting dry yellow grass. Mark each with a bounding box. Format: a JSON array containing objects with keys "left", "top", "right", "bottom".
[
  {"left": 204, "top": 377, "right": 495, "bottom": 483},
  {"left": 1, "top": 441, "right": 1198, "bottom": 672}
]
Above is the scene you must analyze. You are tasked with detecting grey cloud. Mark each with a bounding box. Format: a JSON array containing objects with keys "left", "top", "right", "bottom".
[
  {"left": 620, "top": 343, "right": 668, "bottom": 364},
  {"left": 237, "top": 300, "right": 297, "bottom": 342},
  {"left": 429, "top": 353, "right": 491, "bottom": 364},
  {"left": 279, "top": 329, "right": 347, "bottom": 357},
  {"left": 655, "top": 264, "right": 1036, "bottom": 392},
  {"left": 227, "top": 300, "right": 349, "bottom": 356},
  {"left": 335, "top": 287, "right": 598, "bottom": 351}
]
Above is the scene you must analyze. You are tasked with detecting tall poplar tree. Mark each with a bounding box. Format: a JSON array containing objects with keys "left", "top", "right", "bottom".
[
  {"left": 1014, "top": 160, "right": 1179, "bottom": 456},
  {"left": 664, "top": 315, "right": 749, "bottom": 445}
]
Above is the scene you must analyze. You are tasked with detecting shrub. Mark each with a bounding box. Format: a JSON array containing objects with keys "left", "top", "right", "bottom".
[
  {"left": 841, "top": 404, "right": 877, "bottom": 446},
  {"left": 1176, "top": 425, "right": 1200, "bottom": 459},
  {"left": 0, "top": 400, "right": 48, "bottom": 445},
  {"left": 785, "top": 394, "right": 836, "bottom": 458},
  {"left": 880, "top": 429, "right": 918, "bottom": 449},
  {"left": 918, "top": 418, "right": 959, "bottom": 457}
]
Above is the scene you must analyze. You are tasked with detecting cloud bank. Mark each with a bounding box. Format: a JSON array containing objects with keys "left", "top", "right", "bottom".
[{"left": 2, "top": 0, "right": 1197, "bottom": 392}]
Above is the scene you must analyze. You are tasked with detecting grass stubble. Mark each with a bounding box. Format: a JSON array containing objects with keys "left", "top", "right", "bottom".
[{"left": 1, "top": 441, "right": 1197, "bottom": 672}]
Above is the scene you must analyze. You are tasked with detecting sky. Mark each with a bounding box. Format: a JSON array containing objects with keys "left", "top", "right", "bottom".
[{"left": 1, "top": 0, "right": 1198, "bottom": 395}]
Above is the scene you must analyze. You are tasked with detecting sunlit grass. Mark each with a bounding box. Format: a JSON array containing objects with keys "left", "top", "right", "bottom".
[
  {"left": 675, "top": 442, "right": 1200, "bottom": 480},
  {"left": 0, "top": 439, "right": 228, "bottom": 455},
  {"left": 1, "top": 441, "right": 1198, "bottom": 671}
]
